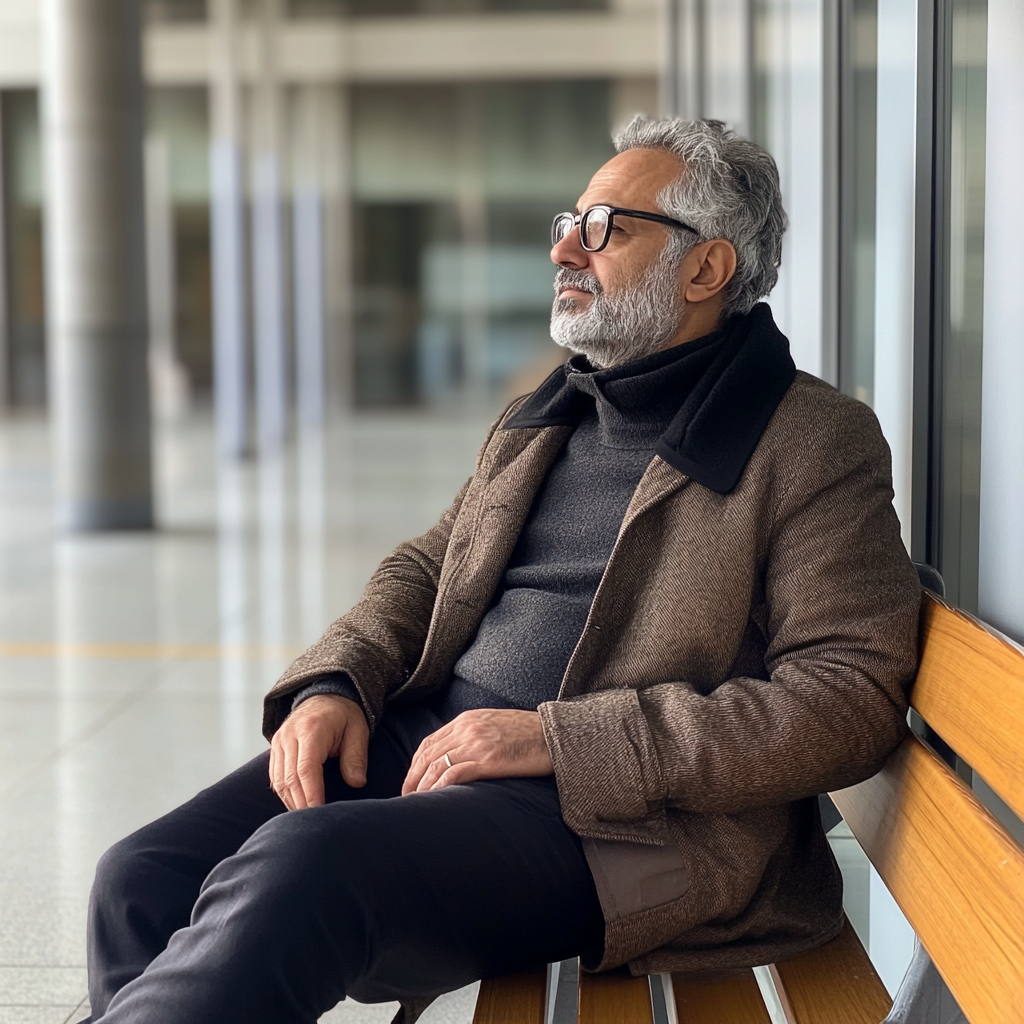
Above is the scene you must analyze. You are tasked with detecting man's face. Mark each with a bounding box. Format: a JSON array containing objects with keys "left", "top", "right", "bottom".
[{"left": 549, "top": 148, "right": 691, "bottom": 368}]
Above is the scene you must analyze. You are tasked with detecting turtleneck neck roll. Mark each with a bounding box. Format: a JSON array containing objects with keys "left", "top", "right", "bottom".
[{"left": 561, "top": 329, "right": 728, "bottom": 450}]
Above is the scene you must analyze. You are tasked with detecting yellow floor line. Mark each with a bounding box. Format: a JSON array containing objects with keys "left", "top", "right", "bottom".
[{"left": 0, "top": 641, "right": 303, "bottom": 661}]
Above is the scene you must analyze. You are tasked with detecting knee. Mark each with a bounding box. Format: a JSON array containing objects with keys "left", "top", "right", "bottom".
[
  {"left": 91, "top": 824, "right": 188, "bottom": 912},
  {"left": 92, "top": 833, "right": 147, "bottom": 905},
  {"left": 207, "top": 808, "right": 369, "bottom": 911}
]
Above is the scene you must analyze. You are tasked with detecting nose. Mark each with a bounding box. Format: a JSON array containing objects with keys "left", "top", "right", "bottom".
[{"left": 550, "top": 226, "right": 589, "bottom": 270}]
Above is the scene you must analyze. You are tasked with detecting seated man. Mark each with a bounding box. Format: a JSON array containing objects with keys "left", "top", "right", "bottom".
[{"left": 80, "top": 118, "right": 919, "bottom": 1024}]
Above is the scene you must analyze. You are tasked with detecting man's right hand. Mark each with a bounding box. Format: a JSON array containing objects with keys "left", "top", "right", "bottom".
[{"left": 269, "top": 695, "right": 369, "bottom": 810}]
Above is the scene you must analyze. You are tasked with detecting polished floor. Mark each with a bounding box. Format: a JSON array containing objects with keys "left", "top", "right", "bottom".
[{"left": 0, "top": 410, "right": 879, "bottom": 1023}]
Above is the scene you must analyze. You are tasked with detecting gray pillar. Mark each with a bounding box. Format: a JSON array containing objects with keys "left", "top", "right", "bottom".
[
  {"left": 291, "top": 86, "right": 327, "bottom": 429},
  {"left": 251, "top": 0, "right": 288, "bottom": 451},
  {"left": 41, "top": 0, "right": 153, "bottom": 530},
  {"left": 210, "top": 0, "right": 249, "bottom": 459},
  {"left": 0, "top": 95, "right": 10, "bottom": 411}
]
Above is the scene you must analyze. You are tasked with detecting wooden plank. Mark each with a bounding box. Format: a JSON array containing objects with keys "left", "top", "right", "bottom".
[
  {"left": 670, "top": 969, "right": 772, "bottom": 1023},
  {"left": 578, "top": 968, "right": 654, "bottom": 1024},
  {"left": 831, "top": 735, "right": 1024, "bottom": 1024},
  {"left": 913, "top": 593, "right": 1024, "bottom": 822},
  {"left": 472, "top": 966, "right": 547, "bottom": 1024},
  {"left": 767, "top": 918, "right": 890, "bottom": 1024}
]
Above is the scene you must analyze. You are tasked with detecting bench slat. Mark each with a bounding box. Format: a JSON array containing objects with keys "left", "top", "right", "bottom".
[
  {"left": 831, "top": 735, "right": 1024, "bottom": 1024},
  {"left": 670, "top": 969, "right": 771, "bottom": 1023},
  {"left": 472, "top": 966, "right": 547, "bottom": 1024},
  {"left": 578, "top": 969, "right": 654, "bottom": 1024},
  {"left": 914, "top": 594, "right": 1024, "bottom": 822},
  {"left": 767, "top": 918, "right": 890, "bottom": 1024}
]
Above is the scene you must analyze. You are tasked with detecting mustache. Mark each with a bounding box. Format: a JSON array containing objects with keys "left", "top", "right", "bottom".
[{"left": 554, "top": 268, "right": 603, "bottom": 297}]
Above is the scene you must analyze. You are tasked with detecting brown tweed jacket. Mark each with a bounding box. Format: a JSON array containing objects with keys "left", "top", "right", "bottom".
[{"left": 263, "top": 370, "right": 920, "bottom": 976}]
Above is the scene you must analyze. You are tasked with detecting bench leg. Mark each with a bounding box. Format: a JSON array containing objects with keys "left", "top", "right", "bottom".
[{"left": 883, "top": 940, "right": 968, "bottom": 1024}]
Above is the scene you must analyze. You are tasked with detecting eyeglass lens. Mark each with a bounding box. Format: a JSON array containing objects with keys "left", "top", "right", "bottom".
[
  {"left": 551, "top": 208, "right": 612, "bottom": 251},
  {"left": 581, "top": 207, "right": 610, "bottom": 251},
  {"left": 552, "top": 213, "right": 575, "bottom": 247}
]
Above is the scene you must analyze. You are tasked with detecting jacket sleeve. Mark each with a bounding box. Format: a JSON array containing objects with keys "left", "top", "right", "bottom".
[
  {"left": 261, "top": 406, "right": 519, "bottom": 741},
  {"left": 538, "top": 399, "right": 921, "bottom": 829},
  {"left": 261, "top": 478, "right": 470, "bottom": 739}
]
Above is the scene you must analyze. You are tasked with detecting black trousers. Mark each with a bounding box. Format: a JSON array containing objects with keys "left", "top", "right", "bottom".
[{"left": 84, "top": 704, "right": 604, "bottom": 1024}]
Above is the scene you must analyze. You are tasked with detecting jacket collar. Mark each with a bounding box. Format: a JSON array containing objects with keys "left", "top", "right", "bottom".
[{"left": 502, "top": 303, "right": 796, "bottom": 494}]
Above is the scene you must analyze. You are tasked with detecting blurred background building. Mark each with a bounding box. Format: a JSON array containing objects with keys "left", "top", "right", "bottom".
[{"left": 0, "top": 0, "right": 1022, "bottom": 1020}]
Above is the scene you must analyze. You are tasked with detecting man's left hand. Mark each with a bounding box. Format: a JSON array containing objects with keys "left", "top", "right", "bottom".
[{"left": 401, "top": 709, "right": 554, "bottom": 794}]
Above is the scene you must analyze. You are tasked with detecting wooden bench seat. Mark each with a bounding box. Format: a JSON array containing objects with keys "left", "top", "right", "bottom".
[{"left": 471, "top": 592, "right": 1024, "bottom": 1024}]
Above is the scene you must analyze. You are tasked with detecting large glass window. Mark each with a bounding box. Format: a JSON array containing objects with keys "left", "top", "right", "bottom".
[{"left": 919, "top": 0, "right": 988, "bottom": 611}]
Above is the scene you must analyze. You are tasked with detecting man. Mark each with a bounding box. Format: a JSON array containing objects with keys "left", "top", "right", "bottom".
[{"left": 81, "top": 118, "right": 919, "bottom": 1024}]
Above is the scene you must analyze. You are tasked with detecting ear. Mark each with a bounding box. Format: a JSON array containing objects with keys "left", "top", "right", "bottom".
[{"left": 682, "top": 240, "right": 738, "bottom": 304}]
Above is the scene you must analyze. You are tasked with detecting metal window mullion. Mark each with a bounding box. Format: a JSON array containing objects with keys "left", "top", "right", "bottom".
[{"left": 909, "top": 0, "right": 938, "bottom": 570}]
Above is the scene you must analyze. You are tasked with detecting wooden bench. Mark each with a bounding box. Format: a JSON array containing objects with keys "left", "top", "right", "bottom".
[{"left": 471, "top": 590, "right": 1024, "bottom": 1024}]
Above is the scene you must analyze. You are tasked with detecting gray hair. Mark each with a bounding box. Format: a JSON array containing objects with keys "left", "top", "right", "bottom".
[{"left": 613, "top": 117, "right": 786, "bottom": 317}]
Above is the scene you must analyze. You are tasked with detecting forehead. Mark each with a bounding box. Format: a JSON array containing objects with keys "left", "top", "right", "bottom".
[{"left": 577, "top": 148, "right": 685, "bottom": 212}]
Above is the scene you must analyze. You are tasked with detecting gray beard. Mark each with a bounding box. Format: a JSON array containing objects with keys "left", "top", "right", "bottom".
[{"left": 549, "top": 248, "right": 686, "bottom": 369}]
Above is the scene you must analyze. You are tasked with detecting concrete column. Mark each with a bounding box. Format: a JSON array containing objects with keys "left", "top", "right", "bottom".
[
  {"left": 291, "top": 86, "right": 327, "bottom": 428},
  {"left": 0, "top": 96, "right": 9, "bottom": 411},
  {"left": 41, "top": 0, "right": 153, "bottom": 529},
  {"left": 318, "top": 85, "right": 354, "bottom": 415},
  {"left": 251, "top": 0, "right": 288, "bottom": 451},
  {"left": 210, "top": 0, "right": 249, "bottom": 459}
]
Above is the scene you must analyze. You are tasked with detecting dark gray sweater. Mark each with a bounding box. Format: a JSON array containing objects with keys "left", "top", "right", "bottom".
[{"left": 294, "top": 331, "right": 727, "bottom": 720}]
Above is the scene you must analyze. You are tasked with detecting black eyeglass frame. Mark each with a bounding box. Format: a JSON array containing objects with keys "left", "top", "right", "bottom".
[{"left": 551, "top": 204, "right": 700, "bottom": 252}]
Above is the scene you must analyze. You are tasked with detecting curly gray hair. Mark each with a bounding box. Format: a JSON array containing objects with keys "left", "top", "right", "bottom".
[{"left": 614, "top": 117, "right": 786, "bottom": 317}]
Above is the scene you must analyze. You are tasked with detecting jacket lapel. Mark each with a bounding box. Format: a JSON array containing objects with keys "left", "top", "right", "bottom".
[{"left": 398, "top": 424, "right": 573, "bottom": 696}]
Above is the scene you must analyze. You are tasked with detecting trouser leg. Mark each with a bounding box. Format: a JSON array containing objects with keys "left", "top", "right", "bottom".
[
  {"left": 91, "top": 732, "right": 603, "bottom": 1023},
  {"left": 86, "top": 704, "right": 424, "bottom": 1018}
]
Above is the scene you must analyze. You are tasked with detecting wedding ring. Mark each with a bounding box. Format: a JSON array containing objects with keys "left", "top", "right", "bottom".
[{"left": 443, "top": 752, "right": 454, "bottom": 769}]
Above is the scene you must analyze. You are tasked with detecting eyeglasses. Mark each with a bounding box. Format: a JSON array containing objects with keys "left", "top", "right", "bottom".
[{"left": 551, "top": 204, "right": 699, "bottom": 253}]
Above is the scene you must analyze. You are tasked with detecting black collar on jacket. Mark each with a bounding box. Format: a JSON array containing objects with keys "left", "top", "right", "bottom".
[{"left": 502, "top": 302, "right": 797, "bottom": 494}]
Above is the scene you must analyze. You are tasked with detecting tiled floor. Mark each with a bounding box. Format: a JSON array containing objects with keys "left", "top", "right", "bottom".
[
  {"left": 0, "top": 409, "right": 877, "bottom": 1022},
  {"left": 0, "top": 410, "right": 492, "bottom": 1022}
]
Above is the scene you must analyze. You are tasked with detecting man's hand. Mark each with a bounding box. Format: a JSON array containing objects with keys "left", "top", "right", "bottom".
[
  {"left": 401, "top": 709, "right": 553, "bottom": 794},
  {"left": 270, "top": 695, "right": 369, "bottom": 810}
]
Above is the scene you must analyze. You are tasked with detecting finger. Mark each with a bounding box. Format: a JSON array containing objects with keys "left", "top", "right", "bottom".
[
  {"left": 415, "top": 748, "right": 474, "bottom": 793},
  {"left": 402, "top": 736, "right": 440, "bottom": 795},
  {"left": 271, "top": 733, "right": 296, "bottom": 811},
  {"left": 295, "top": 733, "right": 327, "bottom": 808},
  {"left": 412, "top": 754, "right": 449, "bottom": 793},
  {"left": 282, "top": 730, "right": 310, "bottom": 811},
  {"left": 402, "top": 722, "right": 459, "bottom": 795},
  {"left": 339, "top": 717, "right": 369, "bottom": 788},
  {"left": 428, "top": 760, "right": 482, "bottom": 791}
]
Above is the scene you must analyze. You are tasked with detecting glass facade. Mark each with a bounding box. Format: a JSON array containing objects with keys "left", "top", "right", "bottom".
[{"left": 924, "top": 0, "right": 988, "bottom": 612}]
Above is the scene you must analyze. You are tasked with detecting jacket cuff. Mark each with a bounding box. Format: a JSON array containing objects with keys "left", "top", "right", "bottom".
[
  {"left": 291, "top": 674, "right": 364, "bottom": 714},
  {"left": 538, "top": 690, "right": 668, "bottom": 841}
]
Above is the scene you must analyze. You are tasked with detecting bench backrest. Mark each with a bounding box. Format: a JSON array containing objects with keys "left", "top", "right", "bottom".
[{"left": 830, "top": 592, "right": 1024, "bottom": 1024}]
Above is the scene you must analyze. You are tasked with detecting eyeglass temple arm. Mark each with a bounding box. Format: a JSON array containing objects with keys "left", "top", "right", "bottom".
[{"left": 612, "top": 208, "right": 700, "bottom": 235}]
